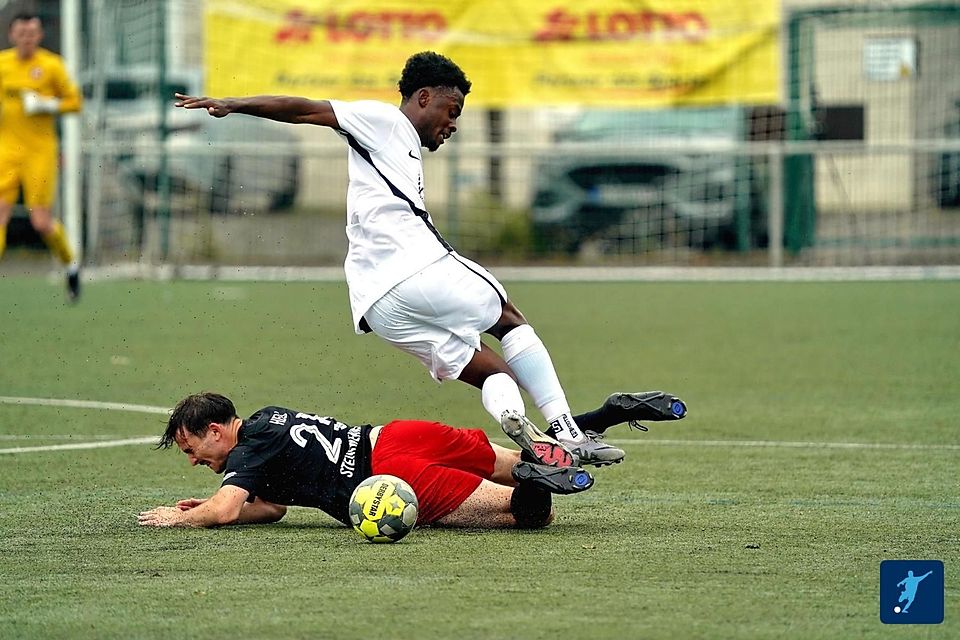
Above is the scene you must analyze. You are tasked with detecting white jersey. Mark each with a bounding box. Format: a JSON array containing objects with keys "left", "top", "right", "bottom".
[{"left": 328, "top": 100, "right": 452, "bottom": 333}]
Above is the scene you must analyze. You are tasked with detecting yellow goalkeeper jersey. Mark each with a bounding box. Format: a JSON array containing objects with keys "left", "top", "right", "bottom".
[{"left": 0, "top": 47, "right": 82, "bottom": 149}]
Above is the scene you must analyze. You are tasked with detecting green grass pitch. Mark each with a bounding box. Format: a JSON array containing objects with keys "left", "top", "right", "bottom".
[{"left": 1, "top": 276, "right": 957, "bottom": 639}]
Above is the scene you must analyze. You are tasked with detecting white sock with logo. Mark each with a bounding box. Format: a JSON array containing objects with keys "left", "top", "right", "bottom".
[
  {"left": 500, "top": 324, "right": 584, "bottom": 443},
  {"left": 481, "top": 372, "right": 525, "bottom": 424}
]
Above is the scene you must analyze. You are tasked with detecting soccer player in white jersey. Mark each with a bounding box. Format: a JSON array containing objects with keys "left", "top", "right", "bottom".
[{"left": 174, "top": 52, "right": 686, "bottom": 467}]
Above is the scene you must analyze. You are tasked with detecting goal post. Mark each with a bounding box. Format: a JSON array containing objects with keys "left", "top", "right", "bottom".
[{"left": 60, "top": 0, "right": 82, "bottom": 264}]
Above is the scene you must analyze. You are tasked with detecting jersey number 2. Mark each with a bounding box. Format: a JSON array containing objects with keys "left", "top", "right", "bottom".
[{"left": 289, "top": 424, "right": 342, "bottom": 463}]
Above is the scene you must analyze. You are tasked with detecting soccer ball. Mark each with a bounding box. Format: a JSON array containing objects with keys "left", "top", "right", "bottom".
[{"left": 348, "top": 474, "right": 418, "bottom": 543}]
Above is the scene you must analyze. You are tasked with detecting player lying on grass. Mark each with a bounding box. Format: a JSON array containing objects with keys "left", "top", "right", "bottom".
[
  {"left": 173, "top": 51, "right": 676, "bottom": 470},
  {"left": 138, "top": 390, "right": 685, "bottom": 530}
]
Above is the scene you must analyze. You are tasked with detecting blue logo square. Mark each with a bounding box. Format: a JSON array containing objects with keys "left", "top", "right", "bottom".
[{"left": 880, "top": 560, "right": 944, "bottom": 624}]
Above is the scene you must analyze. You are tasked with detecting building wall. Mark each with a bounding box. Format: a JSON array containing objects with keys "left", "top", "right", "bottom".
[{"left": 784, "top": 1, "right": 960, "bottom": 212}]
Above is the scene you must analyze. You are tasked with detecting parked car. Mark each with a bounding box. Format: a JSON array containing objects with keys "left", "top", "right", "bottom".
[
  {"left": 530, "top": 107, "right": 768, "bottom": 253},
  {"left": 83, "top": 66, "right": 300, "bottom": 215}
]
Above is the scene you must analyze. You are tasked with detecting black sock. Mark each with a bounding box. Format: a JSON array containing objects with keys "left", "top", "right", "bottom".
[
  {"left": 510, "top": 482, "right": 552, "bottom": 529},
  {"left": 572, "top": 407, "right": 608, "bottom": 434}
]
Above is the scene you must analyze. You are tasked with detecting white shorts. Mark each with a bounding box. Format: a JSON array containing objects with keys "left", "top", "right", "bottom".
[{"left": 364, "top": 253, "right": 507, "bottom": 382}]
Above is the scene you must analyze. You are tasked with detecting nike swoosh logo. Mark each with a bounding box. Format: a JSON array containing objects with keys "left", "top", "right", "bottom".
[
  {"left": 408, "top": 150, "right": 421, "bottom": 161},
  {"left": 223, "top": 471, "right": 237, "bottom": 481}
]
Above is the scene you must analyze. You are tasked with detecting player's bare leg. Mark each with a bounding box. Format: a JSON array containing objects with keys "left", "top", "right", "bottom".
[
  {"left": 455, "top": 342, "right": 515, "bottom": 389},
  {"left": 433, "top": 480, "right": 520, "bottom": 528},
  {"left": 488, "top": 443, "right": 521, "bottom": 485},
  {"left": 432, "top": 478, "right": 562, "bottom": 529}
]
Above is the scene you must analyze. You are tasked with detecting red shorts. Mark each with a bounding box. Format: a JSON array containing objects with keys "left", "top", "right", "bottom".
[{"left": 370, "top": 420, "right": 496, "bottom": 525}]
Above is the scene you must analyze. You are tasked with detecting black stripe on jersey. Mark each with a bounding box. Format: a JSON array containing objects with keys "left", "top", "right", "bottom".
[
  {"left": 451, "top": 254, "right": 507, "bottom": 305},
  {"left": 342, "top": 132, "right": 453, "bottom": 253}
]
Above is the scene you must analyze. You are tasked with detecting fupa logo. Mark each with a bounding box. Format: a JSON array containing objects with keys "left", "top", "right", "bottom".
[{"left": 879, "top": 560, "right": 944, "bottom": 624}]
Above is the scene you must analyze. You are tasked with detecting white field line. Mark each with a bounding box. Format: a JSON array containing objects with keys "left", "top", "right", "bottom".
[
  {"left": 2, "top": 396, "right": 957, "bottom": 454},
  {"left": 491, "top": 437, "right": 960, "bottom": 452},
  {"left": 0, "top": 396, "right": 169, "bottom": 414},
  {"left": 0, "top": 434, "right": 150, "bottom": 440},
  {"left": 607, "top": 438, "right": 960, "bottom": 452},
  {"left": 0, "top": 436, "right": 156, "bottom": 454},
  {"left": 4, "top": 435, "right": 955, "bottom": 456},
  {"left": 0, "top": 396, "right": 167, "bottom": 454}
]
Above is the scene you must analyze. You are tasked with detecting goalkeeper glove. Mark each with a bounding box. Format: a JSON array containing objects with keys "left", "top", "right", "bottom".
[{"left": 22, "top": 90, "right": 61, "bottom": 115}]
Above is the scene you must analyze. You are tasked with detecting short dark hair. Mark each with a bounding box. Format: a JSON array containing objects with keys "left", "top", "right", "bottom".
[
  {"left": 398, "top": 51, "right": 471, "bottom": 100},
  {"left": 10, "top": 13, "right": 41, "bottom": 28},
  {"left": 158, "top": 392, "right": 238, "bottom": 449}
]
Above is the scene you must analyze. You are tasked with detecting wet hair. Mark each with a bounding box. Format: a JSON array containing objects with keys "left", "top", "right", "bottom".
[
  {"left": 10, "top": 13, "right": 41, "bottom": 28},
  {"left": 398, "top": 51, "right": 471, "bottom": 100},
  {"left": 158, "top": 392, "right": 238, "bottom": 449}
]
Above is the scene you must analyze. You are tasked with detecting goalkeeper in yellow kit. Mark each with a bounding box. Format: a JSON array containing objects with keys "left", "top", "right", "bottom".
[{"left": 0, "top": 13, "right": 82, "bottom": 300}]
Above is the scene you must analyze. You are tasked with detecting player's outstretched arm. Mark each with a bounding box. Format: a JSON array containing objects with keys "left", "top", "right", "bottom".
[
  {"left": 238, "top": 498, "right": 287, "bottom": 524},
  {"left": 138, "top": 485, "right": 250, "bottom": 528},
  {"left": 174, "top": 92, "right": 338, "bottom": 127}
]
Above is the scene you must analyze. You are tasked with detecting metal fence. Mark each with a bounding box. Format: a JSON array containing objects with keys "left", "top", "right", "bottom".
[{"left": 75, "top": 1, "right": 960, "bottom": 270}]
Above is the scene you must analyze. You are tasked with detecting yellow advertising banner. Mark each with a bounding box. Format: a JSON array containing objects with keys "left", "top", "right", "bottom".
[{"left": 205, "top": 0, "right": 780, "bottom": 107}]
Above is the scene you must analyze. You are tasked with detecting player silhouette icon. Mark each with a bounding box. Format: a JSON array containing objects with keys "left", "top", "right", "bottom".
[{"left": 896, "top": 570, "right": 933, "bottom": 613}]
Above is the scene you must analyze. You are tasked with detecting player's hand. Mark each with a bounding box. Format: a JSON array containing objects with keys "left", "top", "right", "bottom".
[
  {"left": 174, "top": 92, "right": 233, "bottom": 117},
  {"left": 22, "top": 90, "right": 60, "bottom": 115},
  {"left": 176, "top": 498, "right": 206, "bottom": 511},
  {"left": 137, "top": 506, "right": 183, "bottom": 527}
]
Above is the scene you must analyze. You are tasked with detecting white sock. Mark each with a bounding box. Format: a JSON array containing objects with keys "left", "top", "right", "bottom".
[
  {"left": 481, "top": 372, "right": 525, "bottom": 424},
  {"left": 501, "top": 324, "right": 584, "bottom": 442},
  {"left": 544, "top": 412, "right": 583, "bottom": 443}
]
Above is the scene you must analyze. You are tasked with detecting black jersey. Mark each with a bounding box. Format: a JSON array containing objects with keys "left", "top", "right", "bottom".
[{"left": 220, "top": 406, "right": 375, "bottom": 525}]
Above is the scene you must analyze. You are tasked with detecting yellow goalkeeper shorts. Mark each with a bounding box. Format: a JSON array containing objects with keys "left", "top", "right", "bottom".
[{"left": 0, "top": 142, "right": 58, "bottom": 208}]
